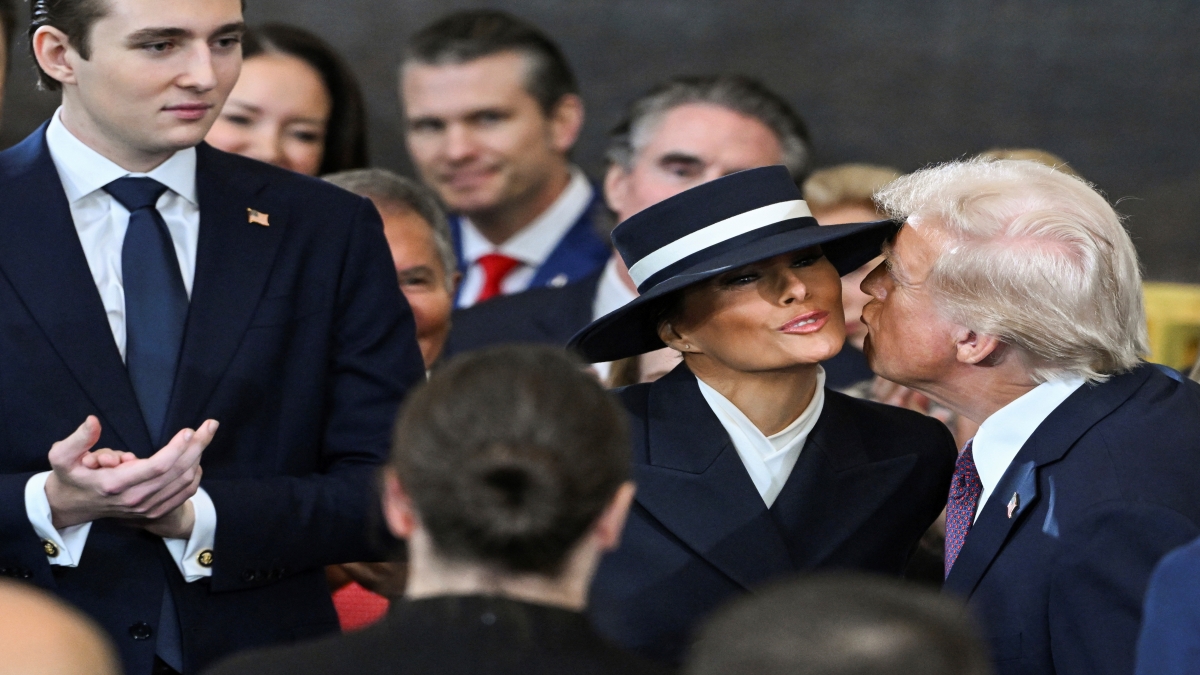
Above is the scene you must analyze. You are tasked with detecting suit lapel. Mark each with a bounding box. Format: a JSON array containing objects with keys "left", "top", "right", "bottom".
[
  {"left": 163, "top": 145, "right": 286, "bottom": 432},
  {"left": 527, "top": 191, "right": 611, "bottom": 290},
  {"left": 768, "top": 391, "right": 919, "bottom": 567},
  {"left": 0, "top": 126, "right": 152, "bottom": 453},
  {"left": 943, "top": 366, "right": 1154, "bottom": 596},
  {"left": 632, "top": 365, "right": 794, "bottom": 591},
  {"left": 530, "top": 271, "right": 602, "bottom": 343}
]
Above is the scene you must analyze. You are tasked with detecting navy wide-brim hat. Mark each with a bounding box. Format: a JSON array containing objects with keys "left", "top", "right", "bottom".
[{"left": 568, "top": 165, "right": 898, "bottom": 363}]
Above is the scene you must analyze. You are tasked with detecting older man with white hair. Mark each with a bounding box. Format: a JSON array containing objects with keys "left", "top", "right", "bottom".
[{"left": 859, "top": 159, "right": 1200, "bottom": 675}]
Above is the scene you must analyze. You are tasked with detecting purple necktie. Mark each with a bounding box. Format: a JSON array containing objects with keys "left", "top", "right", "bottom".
[{"left": 944, "top": 440, "right": 982, "bottom": 578}]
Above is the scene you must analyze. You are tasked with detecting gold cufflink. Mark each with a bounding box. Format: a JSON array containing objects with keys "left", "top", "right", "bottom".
[
  {"left": 42, "top": 540, "right": 59, "bottom": 557},
  {"left": 248, "top": 209, "right": 270, "bottom": 227},
  {"left": 197, "top": 550, "right": 214, "bottom": 568}
]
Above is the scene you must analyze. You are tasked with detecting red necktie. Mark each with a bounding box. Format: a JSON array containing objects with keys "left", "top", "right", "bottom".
[
  {"left": 475, "top": 253, "right": 522, "bottom": 303},
  {"left": 944, "top": 440, "right": 982, "bottom": 578}
]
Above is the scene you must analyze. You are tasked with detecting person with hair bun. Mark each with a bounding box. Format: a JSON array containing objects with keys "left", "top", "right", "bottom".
[
  {"left": 206, "top": 23, "right": 368, "bottom": 176},
  {"left": 205, "top": 346, "right": 666, "bottom": 675}
]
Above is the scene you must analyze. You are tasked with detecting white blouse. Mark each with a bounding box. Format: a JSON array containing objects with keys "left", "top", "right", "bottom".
[{"left": 696, "top": 368, "right": 826, "bottom": 507}]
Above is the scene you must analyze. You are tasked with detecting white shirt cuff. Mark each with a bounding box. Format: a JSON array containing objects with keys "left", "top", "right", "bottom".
[
  {"left": 163, "top": 487, "right": 216, "bottom": 582},
  {"left": 24, "top": 471, "right": 92, "bottom": 567}
]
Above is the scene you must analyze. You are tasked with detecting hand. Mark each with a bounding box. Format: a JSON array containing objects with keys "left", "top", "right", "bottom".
[
  {"left": 44, "top": 416, "right": 218, "bottom": 529},
  {"left": 137, "top": 499, "right": 196, "bottom": 540}
]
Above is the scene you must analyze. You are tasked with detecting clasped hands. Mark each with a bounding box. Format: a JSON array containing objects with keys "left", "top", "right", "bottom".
[{"left": 44, "top": 415, "right": 219, "bottom": 540}]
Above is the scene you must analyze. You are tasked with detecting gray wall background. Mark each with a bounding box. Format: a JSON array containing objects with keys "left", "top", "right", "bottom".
[{"left": 4, "top": 0, "right": 1198, "bottom": 281}]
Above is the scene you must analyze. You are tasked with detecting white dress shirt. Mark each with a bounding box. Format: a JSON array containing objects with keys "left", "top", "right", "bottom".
[
  {"left": 971, "top": 376, "right": 1086, "bottom": 522},
  {"left": 22, "top": 109, "right": 217, "bottom": 581},
  {"left": 456, "top": 166, "right": 594, "bottom": 307},
  {"left": 590, "top": 257, "right": 639, "bottom": 382},
  {"left": 697, "top": 368, "right": 827, "bottom": 507}
]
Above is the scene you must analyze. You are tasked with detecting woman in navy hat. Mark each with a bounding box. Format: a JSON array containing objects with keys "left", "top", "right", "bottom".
[{"left": 571, "top": 166, "right": 957, "bottom": 665}]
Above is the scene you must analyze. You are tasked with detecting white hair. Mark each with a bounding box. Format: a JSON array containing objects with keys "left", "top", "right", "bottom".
[{"left": 874, "top": 158, "right": 1147, "bottom": 383}]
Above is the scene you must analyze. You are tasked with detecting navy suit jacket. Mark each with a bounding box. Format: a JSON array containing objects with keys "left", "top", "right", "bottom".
[
  {"left": 449, "top": 190, "right": 610, "bottom": 307},
  {"left": 588, "top": 363, "right": 957, "bottom": 664},
  {"left": 442, "top": 270, "right": 601, "bottom": 358},
  {"left": 0, "top": 127, "right": 426, "bottom": 674},
  {"left": 1135, "top": 534, "right": 1200, "bottom": 675},
  {"left": 943, "top": 364, "right": 1200, "bottom": 675}
]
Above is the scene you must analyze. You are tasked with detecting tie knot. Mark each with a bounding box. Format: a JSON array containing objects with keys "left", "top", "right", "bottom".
[
  {"left": 477, "top": 252, "right": 522, "bottom": 278},
  {"left": 104, "top": 176, "right": 169, "bottom": 212}
]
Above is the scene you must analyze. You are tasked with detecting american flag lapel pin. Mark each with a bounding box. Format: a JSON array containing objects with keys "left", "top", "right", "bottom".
[
  {"left": 248, "top": 208, "right": 270, "bottom": 227},
  {"left": 1007, "top": 492, "right": 1020, "bottom": 518}
]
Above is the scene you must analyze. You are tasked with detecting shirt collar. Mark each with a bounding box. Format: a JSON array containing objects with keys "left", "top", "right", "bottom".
[
  {"left": 592, "top": 256, "right": 638, "bottom": 321},
  {"left": 697, "top": 367, "right": 827, "bottom": 459},
  {"left": 460, "top": 166, "right": 593, "bottom": 266},
  {"left": 46, "top": 107, "right": 198, "bottom": 206},
  {"left": 972, "top": 375, "right": 1086, "bottom": 512}
]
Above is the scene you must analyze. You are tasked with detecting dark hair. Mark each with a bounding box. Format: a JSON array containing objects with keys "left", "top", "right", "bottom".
[
  {"left": 390, "top": 345, "right": 629, "bottom": 575},
  {"left": 607, "top": 75, "right": 814, "bottom": 184},
  {"left": 28, "top": 0, "right": 106, "bottom": 91},
  {"left": 244, "top": 23, "right": 368, "bottom": 174},
  {"left": 686, "top": 574, "right": 994, "bottom": 675},
  {"left": 404, "top": 10, "right": 578, "bottom": 115}
]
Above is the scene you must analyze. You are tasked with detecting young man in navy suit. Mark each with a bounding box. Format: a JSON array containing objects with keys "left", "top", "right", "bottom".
[
  {"left": 400, "top": 10, "right": 609, "bottom": 309},
  {"left": 861, "top": 158, "right": 1200, "bottom": 675},
  {"left": 0, "top": 1, "right": 425, "bottom": 674},
  {"left": 443, "top": 75, "right": 811, "bottom": 379}
]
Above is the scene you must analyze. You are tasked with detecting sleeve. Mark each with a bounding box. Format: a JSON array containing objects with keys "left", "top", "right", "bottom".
[
  {"left": 1049, "top": 502, "right": 1200, "bottom": 675},
  {"left": 24, "top": 471, "right": 93, "bottom": 567},
  {"left": 1133, "top": 540, "right": 1200, "bottom": 675},
  {"left": 199, "top": 197, "right": 425, "bottom": 593},
  {"left": 162, "top": 488, "right": 216, "bottom": 581}
]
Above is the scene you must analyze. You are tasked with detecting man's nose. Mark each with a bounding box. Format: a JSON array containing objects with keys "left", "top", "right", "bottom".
[
  {"left": 861, "top": 261, "right": 888, "bottom": 298},
  {"left": 443, "top": 125, "right": 478, "bottom": 162},
  {"left": 180, "top": 46, "right": 218, "bottom": 92}
]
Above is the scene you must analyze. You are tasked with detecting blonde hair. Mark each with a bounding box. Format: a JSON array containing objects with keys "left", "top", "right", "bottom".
[
  {"left": 803, "top": 164, "right": 902, "bottom": 213},
  {"left": 875, "top": 158, "right": 1147, "bottom": 382},
  {"left": 976, "top": 148, "right": 1081, "bottom": 178}
]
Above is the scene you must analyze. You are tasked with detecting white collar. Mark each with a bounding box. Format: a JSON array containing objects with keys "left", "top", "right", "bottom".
[
  {"left": 46, "top": 107, "right": 198, "bottom": 206},
  {"left": 697, "top": 368, "right": 826, "bottom": 507},
  {"left": 972, "top": 375, "right": 1086, "bottom": 519},
  {"left": 459, "top": 166, "right": 593, "bottom": 266},
  {"left": 592, "top": 255, "right": 638, "bottom": 321}
]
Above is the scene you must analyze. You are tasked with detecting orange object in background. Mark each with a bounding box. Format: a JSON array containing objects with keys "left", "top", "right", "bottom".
[{"left": 332, "top": 582, "right": 389, "bottom": 631}]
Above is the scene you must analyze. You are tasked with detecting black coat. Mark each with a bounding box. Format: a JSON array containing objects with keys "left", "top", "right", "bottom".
[
  {"left": 203, "top": 595, "right": 669, "bottom": 675},
  {"left": 943, "top": 364, "right": 1200, "bottom": 675},
  {"left": 588, "top": 363, "right": 957, "bottom": 664},
  {"left": 0, "top": 125, "right": 426, "bottom": 674}
]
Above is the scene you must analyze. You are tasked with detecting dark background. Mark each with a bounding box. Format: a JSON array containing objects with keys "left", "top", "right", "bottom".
[{"left": 4, "top": 0, "right": 1198, "bottom": 281}]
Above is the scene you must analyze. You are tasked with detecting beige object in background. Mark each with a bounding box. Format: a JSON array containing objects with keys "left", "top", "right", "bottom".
[{"left": 0, "top": 580, "right": 122, "bottom": 675}]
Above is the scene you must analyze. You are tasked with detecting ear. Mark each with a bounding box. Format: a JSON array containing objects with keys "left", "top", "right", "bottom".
[
  {"left": 603, "top": 162, "right": 632, "bottom": 217},
  {"left": 954, "top": 328, "right": 1006, "bottom": 366},
  {"left": 592, "top": 482, "right": 636, "bottom": 552},
  {"left": 33, "top": 26, "right": 79, "bottom": 88},
  {"left": 656, "top": 319, "right": 699, "bottom": 355},
  {"left": 381, "top": 468, "right": 418, "bottom": 540},
  {"left": 547, "top": 93, "right": 584, "bottom": 154}
]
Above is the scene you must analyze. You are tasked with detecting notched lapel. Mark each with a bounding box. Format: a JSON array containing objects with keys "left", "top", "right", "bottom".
[
  {"left": 0, "top": 127, "right": 151, "bottom": 453},
  {"left": 633, "top": 365, "right": 794, "bottom": 590},
  {"left": 165, "top": 146, "right": 286, "bottom": 432},
  {"left": 771, "top": 393, "right": 919, "bottom": 567}
]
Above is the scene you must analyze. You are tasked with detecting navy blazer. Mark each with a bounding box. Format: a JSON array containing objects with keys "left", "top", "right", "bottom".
[
  {"left": 449, "top": 190, "right": 610, "bottom": 307},
  {"left": 588, "top": 363, "right": 957, "bottom": 664},
  {"left": 0, "top": 127, "right": 426, "bottom": 674},
  {"left": 442, "top": 270, "right": 602, "bottom": 358},
  {"left": 1134, "top": 534, "right": 1200, "bottom": 675},
  {"left": 943, "top": 364, "right": 1200, "bottom": 675}
]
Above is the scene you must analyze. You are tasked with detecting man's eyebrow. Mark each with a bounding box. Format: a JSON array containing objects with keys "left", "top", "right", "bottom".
[
  {"left": 212, "top": 22, "right": 247, "bottom": 37},
  {"left": 657, "top": 152, "right": 703, "bottom": 166},
  {"left": 126, "top": 27, "right": 191, "bottom": 43}
]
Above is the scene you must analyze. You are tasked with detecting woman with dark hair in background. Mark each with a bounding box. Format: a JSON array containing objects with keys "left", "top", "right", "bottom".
[
  {"left": 206, "top": 23, "right": 368, "bottom": 175},
  {"left": 205, "top": 346, "right": 665, "bottom": 675}
]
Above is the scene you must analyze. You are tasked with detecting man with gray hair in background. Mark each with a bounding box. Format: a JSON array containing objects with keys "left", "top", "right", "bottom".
[
  {"left": 444, "top": 74, "right": 811, "bottom": 382},
  {"left": 859, "top": 158, "right": 1200, "bottom": 675}
]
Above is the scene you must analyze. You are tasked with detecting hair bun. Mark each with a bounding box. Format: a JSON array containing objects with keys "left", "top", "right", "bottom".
[{"left": 465, "top": 456, "right": 561, "bottom": 541}]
